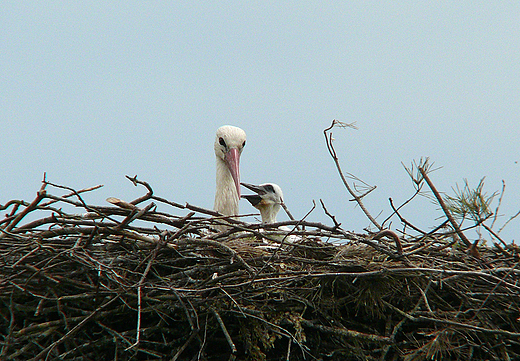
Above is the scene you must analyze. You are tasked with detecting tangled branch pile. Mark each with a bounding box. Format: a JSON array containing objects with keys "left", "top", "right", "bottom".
[{"left": 1, "top": 176, "right": 519, "bottom": 361}]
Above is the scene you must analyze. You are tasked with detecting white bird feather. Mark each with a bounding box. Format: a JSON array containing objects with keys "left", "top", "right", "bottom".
[{"left": 214, "top": 125, "right": 246, "bottom": 217}]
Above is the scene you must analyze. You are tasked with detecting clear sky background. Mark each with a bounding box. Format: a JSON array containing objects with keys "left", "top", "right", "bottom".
[{"left": 2, "top": 2, "right": 519, "bottom": 243}]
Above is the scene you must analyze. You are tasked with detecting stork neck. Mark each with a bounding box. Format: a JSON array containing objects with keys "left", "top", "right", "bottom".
[
  {"left": 260, "top": 204, "right": 280, "bottom": 224},
  {"left": 214, "top": 158, "right": 239, "bottom": 216}
]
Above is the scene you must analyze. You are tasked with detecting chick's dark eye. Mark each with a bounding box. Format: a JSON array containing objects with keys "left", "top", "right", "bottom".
[
  {"left": 219, "top": 137, "right": 226, "bottom": 147},
  {"left": 242, "top": 140, "right": 246, "bottom": 147}
]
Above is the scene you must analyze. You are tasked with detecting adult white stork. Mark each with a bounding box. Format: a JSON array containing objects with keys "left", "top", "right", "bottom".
[{"left": 214, "top": 125, "right": 247, "bottom": 217}]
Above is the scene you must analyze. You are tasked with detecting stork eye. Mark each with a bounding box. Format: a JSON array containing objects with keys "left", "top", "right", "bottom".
[
  {"left": 264, "top": 184, "right": 274, "bottom": 193},
  {"left": 242, "top": 140, "right": 246, "bottom": 147},
  {"left": 219, "top": 137, "right": 226, "bottom": 147}
]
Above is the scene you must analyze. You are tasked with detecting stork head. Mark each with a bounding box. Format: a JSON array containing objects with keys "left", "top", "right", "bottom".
[
  {"left": 241, "top": 182, "right": 284, "bottom": 224},
  {"left": 214, "top": 125, "right": 246, "bottom": 199}
]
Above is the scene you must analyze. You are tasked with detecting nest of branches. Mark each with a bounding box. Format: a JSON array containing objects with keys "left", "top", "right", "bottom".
[{"left": 1, "top": 176, "right": 519, "bottom": 361}]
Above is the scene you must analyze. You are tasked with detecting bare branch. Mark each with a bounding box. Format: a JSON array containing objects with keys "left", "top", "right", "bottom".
[
  {"left": 323, "top": 120, "right": 381, "bottom": 230},
  {"left": 418, "top": 164, "right": 472, "bottom": 248}
]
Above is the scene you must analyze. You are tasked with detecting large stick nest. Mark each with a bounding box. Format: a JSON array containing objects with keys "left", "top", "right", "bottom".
[{"left": 1, "top": 178, "right": 519, "bottom": 361}]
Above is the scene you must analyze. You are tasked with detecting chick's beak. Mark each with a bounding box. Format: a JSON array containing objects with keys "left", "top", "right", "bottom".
[{"left": 240, "top": 182, "right": 264, "bottom": 195}]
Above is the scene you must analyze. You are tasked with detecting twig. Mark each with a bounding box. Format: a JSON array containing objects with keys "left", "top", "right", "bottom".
[
  {"left": 483, "top": 223, "right": 507, "bottom": 247},
  {"left": 210, "top": 308, "right": 237, "bottom": 354},
  {"left": 151, "top": 194, "right": 185, "bottom": 209},
  {"left": 126, "top": 175, "right": 154, "bottom": 205},
  {"left": 320, "top": 199, "right": 341, "bottom": 228},
  {"left": 498, "top": 209, "right": 520, "bottom": 235},
  {"left": 380, "top": 282, "right": 434, "bottom": 359},
  {"left": 473, "top": 262, "right": 519, "bottom": 318},
  {"left": 30, "top": 295, "right": 121, "bottom": 361},
  {"left": 0, "top": 182, "right": 47, "bottom": 237},
  {"left": 40, "top": 184, "right": 103, "bottom": 208},
  {"left": 387, "top": 196, "right": 426, "bottom": 234},
  {"left": 163, "top": 267, "right": 520, "bottom": 295},
  {"left": 170, "top": 288, "right": 197, "bottom": 331},
  {"left": 286, "top": 337, "right": 292, "bottom": 361},
  {"left": 96, "top": 321, "right": 133, "bottom": 348},
  {"left": 117, "top": 202, "right": 156, "bottom": 229},
  {"left": 490, "top": 180, "right": 506, "bottom": 229},
  {"left": 418, "top": 166, "right": 471, "bottom": 247},
  {"left": 324, "top": 120, "right": 381, "bottom": 230},
  {"left": 383, "top": 300, "right": 520, "bottom": 337},
  {"left": 171, "top": 330, "right": 199, "bottom": 361},
  {"left": 300, "top": 319, "right": 392, "bottom": 344},
  {"left": 43, "top": 179, "right": 102, "bottom": 216},
  {"left": 415, "top": 280, "right": 434, "bottom": 315},
  {"left": 198, "top": 314, "right": 209, "bottom": 359},
  {"left": 371, "top": 229, "right": 404, "bottom": 256},
  {"left": 129, "top": 237, "right": 167, "bottom": 350},
  {"left": 177, "top": 238, "right": 255, "bottom": 275},
  {"left": 0, "top": 293, "right": 15, "bottom": 358},
  {"left": 281, "top": 202, "right": 296, "bottom": 221}
]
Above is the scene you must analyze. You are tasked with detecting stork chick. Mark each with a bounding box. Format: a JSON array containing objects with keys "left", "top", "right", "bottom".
[
  {"left": 241, "top": 182, "right": 283, "bottom": 224},
  {"left": 242, "top": 182, "right": 299, "bottom": 245},
  {"left": 214, "top": 125, "right": 247, "bottom": 216}
]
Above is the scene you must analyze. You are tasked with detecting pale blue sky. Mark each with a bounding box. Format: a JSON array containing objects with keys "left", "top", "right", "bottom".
[{"left": 2, "top": 2, "right": 519, "bottom": 242}]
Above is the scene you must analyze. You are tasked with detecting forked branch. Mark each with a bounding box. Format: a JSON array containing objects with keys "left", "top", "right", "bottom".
[{"left": 323, "top": 120, "right": 381, "bottom": 230}]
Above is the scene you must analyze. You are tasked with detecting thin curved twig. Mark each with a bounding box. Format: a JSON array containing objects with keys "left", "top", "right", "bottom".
[{"left": 324, "top": 120, "right": 381, "bottom": 230}]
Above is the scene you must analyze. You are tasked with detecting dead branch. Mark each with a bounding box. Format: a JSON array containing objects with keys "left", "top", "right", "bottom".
[
  {"left": 418, "top": 165, "right": 472, "bottom": 248},
  {"left": 324, "top": 120, "right": 382, "bottom": 230}
]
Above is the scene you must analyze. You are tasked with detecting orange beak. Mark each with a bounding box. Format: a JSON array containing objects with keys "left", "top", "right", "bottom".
[{"left": 225, "top": 147, "right": 241, "bottom": 199}]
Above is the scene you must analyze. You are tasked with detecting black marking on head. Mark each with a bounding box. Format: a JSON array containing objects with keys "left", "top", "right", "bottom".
[{"left": 263, "top": 184, "right": 275, "bottom": 194}]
